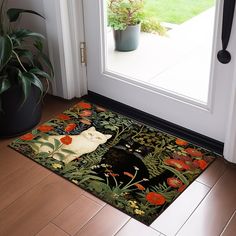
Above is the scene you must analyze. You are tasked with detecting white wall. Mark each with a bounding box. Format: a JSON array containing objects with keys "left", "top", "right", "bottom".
[{"left": 8, "top": 0, "right": 47, "bottom": 38}]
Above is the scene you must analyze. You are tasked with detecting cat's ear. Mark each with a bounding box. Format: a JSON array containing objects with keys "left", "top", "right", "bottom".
[
  {"left": 105, "top": 134, "right": 112, "bottom": 140},
  {"left": 88, "top": 126, "right": 96, "bottom": 131}
]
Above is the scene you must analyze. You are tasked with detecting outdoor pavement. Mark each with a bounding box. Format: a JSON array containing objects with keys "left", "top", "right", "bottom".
[{"left": 106, "top": 7, "right": 215, "bottom": 104}]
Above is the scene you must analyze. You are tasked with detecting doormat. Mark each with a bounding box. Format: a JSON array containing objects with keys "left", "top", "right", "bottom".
[{"left": 10, "top": 100, "right": 219, "bottom": 225}]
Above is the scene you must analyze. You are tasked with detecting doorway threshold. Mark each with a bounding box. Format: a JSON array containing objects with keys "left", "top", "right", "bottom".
[{"left": 85, "top": 91, "right": 224, "bottom": 155}]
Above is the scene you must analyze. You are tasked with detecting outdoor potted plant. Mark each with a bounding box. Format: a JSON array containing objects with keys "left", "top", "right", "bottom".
[
  {"left": 0, "top": 0, "right": 53, "bottom": 137},
  {"left": 107, "top": 0, "right": 144, "bottom": 51}
]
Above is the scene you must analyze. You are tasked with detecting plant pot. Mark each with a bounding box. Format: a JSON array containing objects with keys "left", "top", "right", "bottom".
[
  {"left": 113, "top": 23, "right": 141, "bottom": 52},
  {"left": 0, "top": 83, "right": 42, "bottom": 138}
]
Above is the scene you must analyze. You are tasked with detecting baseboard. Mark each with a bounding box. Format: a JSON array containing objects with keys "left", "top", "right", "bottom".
[{"left": 84, "top": 91, "right": 224, "bottom": 155}]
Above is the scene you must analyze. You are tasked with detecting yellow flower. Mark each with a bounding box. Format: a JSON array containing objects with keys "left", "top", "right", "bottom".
[
  {"left": 128, "top": 200, "right": 138, "bottom": 209},
  {"left": 134, "top": 209, "right": 145, "bottom": 215},
  {"left": 52, "top": 163, "right": 62, "bottom": 169}
]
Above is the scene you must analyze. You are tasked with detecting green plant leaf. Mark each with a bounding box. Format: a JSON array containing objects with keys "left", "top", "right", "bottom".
[
  {"left": 29, "top": 67, "right": 53, "bottom": 81},
  {"left": 11, "top": 29, "right": 45, "bottom": 41},
  {"left": 0, "top": 35, "right": 13, "bottom": 70},
  {"left": 0, "top": 76, "right": 10, "bottom": 94},
  {"left": 7, "top": 8, "right": 45, "bottom": 22},
  {"left": 37, "top": 51, "right": 54, "bottom": 77},
  {"left": 15, "top": 49, "right": 34, "bottom": 65},
  {"left": 17, "top": 70, "right": 31, "bottom": 106}
]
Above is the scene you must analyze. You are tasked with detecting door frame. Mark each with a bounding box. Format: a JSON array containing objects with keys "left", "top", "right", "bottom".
[{"left": 43, "top": 0, "right": 236, "bottom": 163}]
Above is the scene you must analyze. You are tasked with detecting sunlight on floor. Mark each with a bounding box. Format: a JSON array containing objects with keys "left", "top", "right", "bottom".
[{"left": 106, "top": 8, "right": 215, "bottom": 104}]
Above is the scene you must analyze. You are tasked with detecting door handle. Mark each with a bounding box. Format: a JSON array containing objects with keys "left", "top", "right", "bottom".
[{"left": 217, "top": 0, "right": 236, "bottom": 64}]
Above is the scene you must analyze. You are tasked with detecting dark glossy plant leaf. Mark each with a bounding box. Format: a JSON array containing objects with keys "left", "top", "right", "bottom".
[
  {"left": 0, "top": 35, "right": 13, "bottom": 70},
  {"left": 0, "top": 75, "right": 10, "bottom": 94},
  {"left": 29, "top": 67, "right": 52, "bottom": 81},
  {"left": 7, "top": 8, "right": 44, "bottom": 22},
  {"left": 11, "top": 29, "right": 45, "bottom": 41},
  {"left": 17, "top": 70, "right": 31, "bottom": 106},
  {"left": 34, "top": 40, "right": 43, "bottom": 52},
  {"left": 37, "top": 51, "right": 54, "bottom": 77},
  {"left": 15, "top": 49, "right": 34, "bottom": 65}
]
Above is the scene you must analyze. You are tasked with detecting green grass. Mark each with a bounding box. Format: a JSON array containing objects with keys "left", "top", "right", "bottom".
[{"left": 144, "top": 0, "right": 215, "bottom": 24}]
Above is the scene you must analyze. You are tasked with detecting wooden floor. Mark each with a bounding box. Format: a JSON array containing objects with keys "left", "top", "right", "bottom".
[{"left": 0, "top": 95, "right": 236, "bottom": 236}]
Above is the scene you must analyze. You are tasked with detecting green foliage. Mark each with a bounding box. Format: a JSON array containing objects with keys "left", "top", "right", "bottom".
[
  {"left": 107, "top": 0, "right": 144, "bottom": 30},
  {"left": 0, "top": 0, "right": 53, "bottom": 111},
  {"left": 141, "top": 17, "right": 166, "bottom": 35}
]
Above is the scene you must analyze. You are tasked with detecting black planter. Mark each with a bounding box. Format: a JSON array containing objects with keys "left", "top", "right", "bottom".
[
  {"left": 0, "top": 84, "right": 42, "bottom": 137},
  {"left": 113, "top": 23, "right": 141, "bottom": 52}
]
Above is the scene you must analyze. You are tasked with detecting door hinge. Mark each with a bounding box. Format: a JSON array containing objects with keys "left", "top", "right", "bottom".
[{"left": 80, "top": 42, "right": 87, "bottom": 65}]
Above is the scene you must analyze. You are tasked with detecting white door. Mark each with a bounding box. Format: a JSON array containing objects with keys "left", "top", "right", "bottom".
[{"left": 83, "top": 0, "right": 236, "bottom": 142}]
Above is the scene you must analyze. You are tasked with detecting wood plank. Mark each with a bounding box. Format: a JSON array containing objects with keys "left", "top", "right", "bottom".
[
  {"left": 151, "top": 181, "right": 209, "bottom": 236},
  {"left": 0, "top": 174, "right": 83, "bottom": 236},
  {"left": 196, "top": 157, "right": 227, "bottom": 187},
  {"left": 81, "top": 190, "right": 106, "bottom": 206},
  {"left": 116, "top": 219, "right": 161, "bottom": 236},
  {"left": 36, "top": 223, "right": 69, "bottom": 236},
  {"left": 220, "top": 211, "right": 236, "bottom": 236},
  {"left": 53, "top": 195, "right": 103, "bottom": 235},
  {"left": 75, "top": 205, "right": 130, "bottom": 236},
  {"left": 0, "top": 158, "right": 50, "bottom": 211},
  {"left": 177, "top": 167, "right": 236, "bottom": 236},
  {"left": 0, "top": 147, "right": 36, "bottom": 180}
]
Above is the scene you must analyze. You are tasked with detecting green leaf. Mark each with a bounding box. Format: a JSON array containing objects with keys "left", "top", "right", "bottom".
[
  {"left": 54, "top": 138, "right": 61, "bottom": 150},
  {"left": 29, "top": 68, "right": 52, "bottom": 81},
  {"left": 38, "top": 51, "right": 54, "bottom": 77},
  {"left": 7, "top": 8, "right": 45, "bottom": 22},
  {"left": 17, "top": 70, "right": 31, "bottom": 106},
  {"left": 15, "top": 49, "right": 34, "bottom": 65},
  {"left": 161, "top": 165, "right": 189, "bottom": 186},
  {"left": 0, "top": 76, "right": 10, "bottom": 94},
  {"left": 61, "top": 149, "right": 77, "bottom": 155},
  {"left": 11, "top": 29, "right": 45, "bottom": 40},
  {"left": 40, "top": 142, "right": 54, "bottom": 150},
  {"left": 18, "top": 72, "right": 44, "bottom": 105},
  {"left": 0, "top": 35, "right": 13, "bottom": 70}
]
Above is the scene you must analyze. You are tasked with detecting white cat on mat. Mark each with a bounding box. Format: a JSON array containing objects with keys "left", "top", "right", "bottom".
[{"left": 35, "top": 127, "right": 112, "bottom": 164}]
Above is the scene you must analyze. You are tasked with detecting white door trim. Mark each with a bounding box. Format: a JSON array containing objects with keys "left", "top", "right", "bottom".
[
  {"left": 44, "top": 0, "right": 236, "bottom": 163},
  {"left": 42, "top": 0, "right": 87, "bottom": 99}
]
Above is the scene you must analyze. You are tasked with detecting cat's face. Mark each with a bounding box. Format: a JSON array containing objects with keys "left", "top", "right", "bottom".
[
  {"left": 116, "top": 139, "right": 153, "bottom": 158},
  {"left": 82, "top": 127, "right": 112, "bottom": 144}
]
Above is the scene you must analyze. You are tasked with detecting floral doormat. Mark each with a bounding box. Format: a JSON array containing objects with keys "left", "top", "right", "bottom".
[{"left": 10, "top": 100, "right": 219, "bottom": 225}]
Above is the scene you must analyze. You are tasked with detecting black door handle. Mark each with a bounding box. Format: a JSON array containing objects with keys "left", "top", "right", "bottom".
[{"left": 217, "top": 0, "right": 236, "bottom": 64}]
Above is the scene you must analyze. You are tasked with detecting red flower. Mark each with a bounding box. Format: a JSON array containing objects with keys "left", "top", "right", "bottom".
[
  {"left": 106, "top": 172, "right": 118, "bottom": 177},
  {"left": 38, "top": 125, "right": 54, "bottom": 132},
  {"left": 134, "top": 183, "right": 145, "bottom": 191},
  {"left": 60, "top": 135, "right": 72, "bottom": 145},
  {"left": 185, "top": 148, "right": 203, "bottom": 157},
  {"left": 79, "top": 110, "right": 92, "bottom": 117},
  {"left": 164, "top": 159, "right": 190, "bottom": 171},
  {"left": 146, "top": 192, "right": 166, "bottom": 205},
  {"left": 167, "top": 177, "right": 183, "bottom": 188},
  {"left": 175, "top": 138, "right": 188, "bottom": 146},
  {"left": 123, "top": 172, "right": 134, "bottom": 178},
  {"left": 20, "top": 133, "right": 35, "bottom": 141},
  {"left": 96, "top": 106, "right": 106, "bottom": 112},
  {"left": 76, "top": 101, "right": 92, "bottom": 109},
  {"left": 65, "top": 123, "right": 76, "bottom": 132},
  {"left": 193, "top": 159, "right": 208, "bottom": 170},
  {"left": 57, "top": 114, "right": 70, "bottom": 120},
  {"left": 80, "top": 119, "right": 91, "bottom": 125},
  {"left": 178, "top": 184, "right": 187, "bottom": 193}
]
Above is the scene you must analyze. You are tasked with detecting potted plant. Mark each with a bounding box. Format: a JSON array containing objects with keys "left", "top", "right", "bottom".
[
  {"left": 107, "top": 0, "right": 144, "bottom": 51},
  {"left": 0, "top": 0, "right": 53, "bottom": 137}
]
